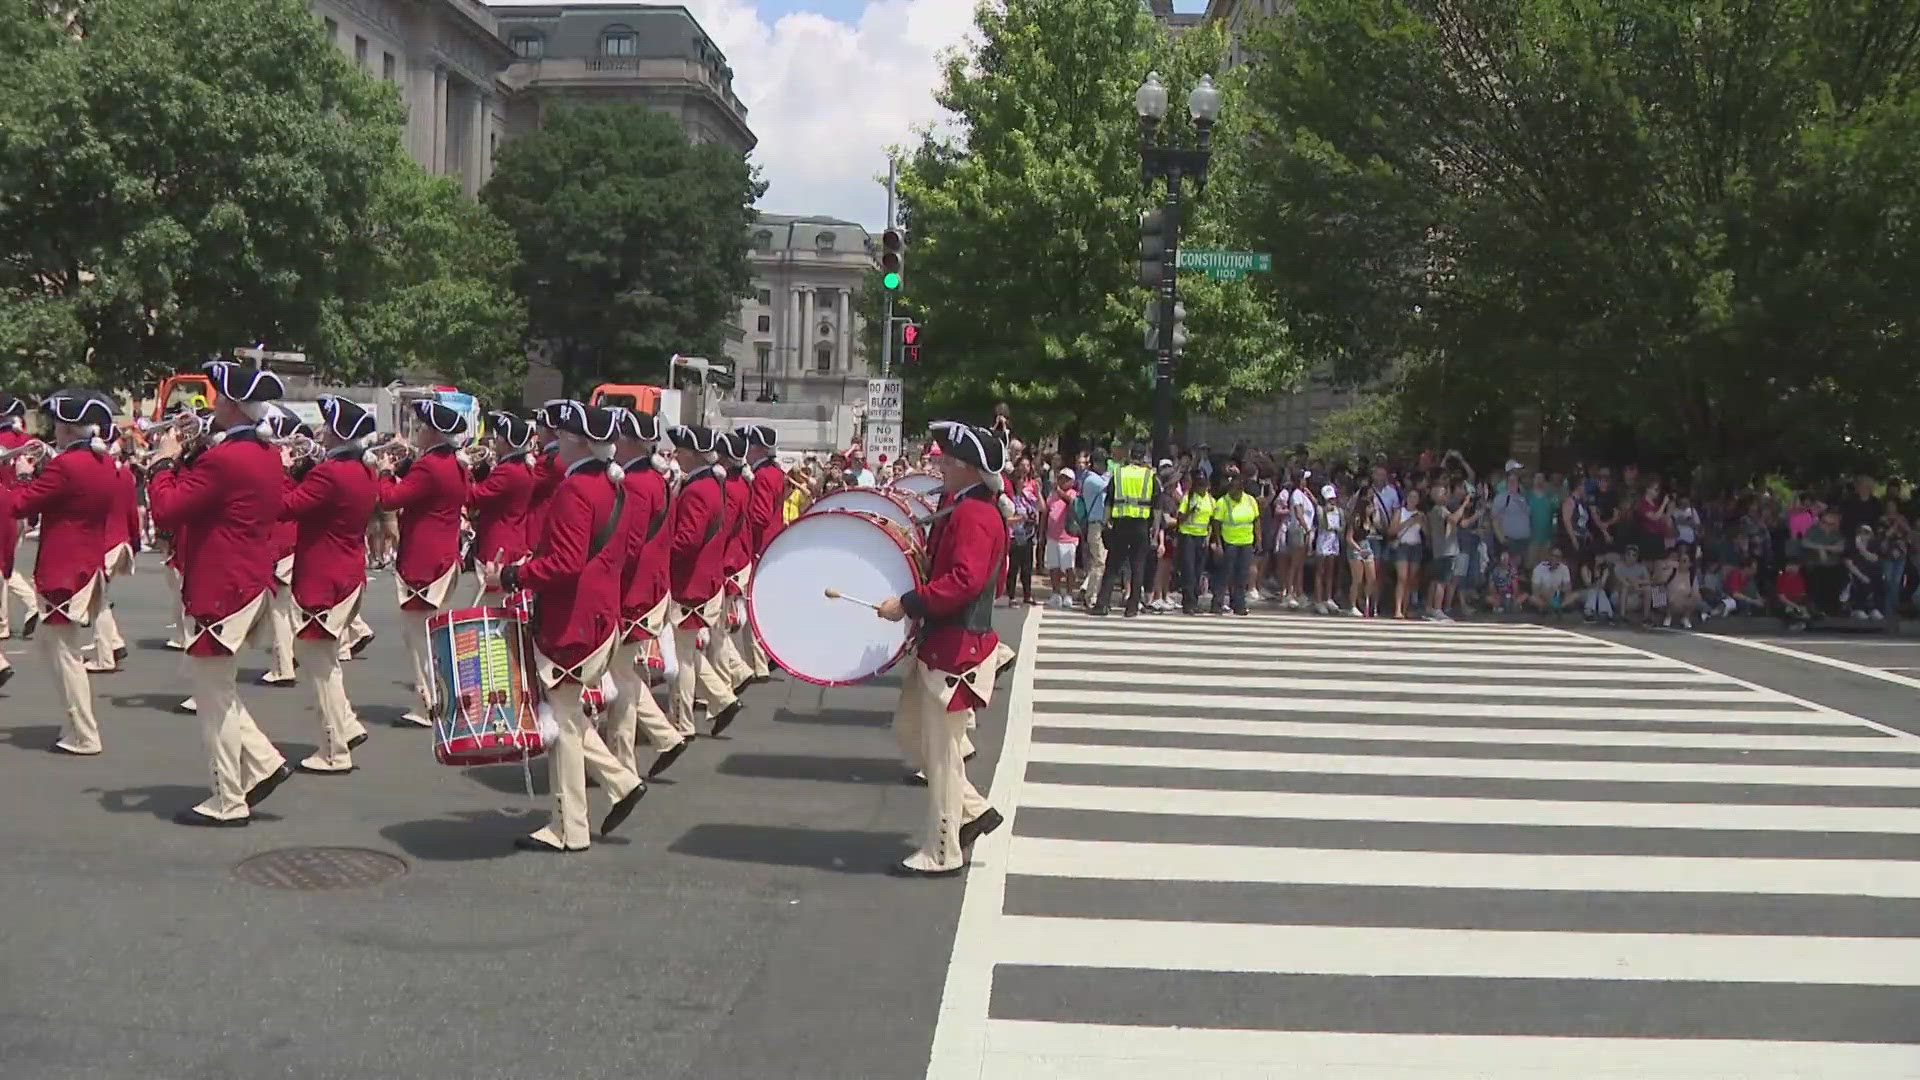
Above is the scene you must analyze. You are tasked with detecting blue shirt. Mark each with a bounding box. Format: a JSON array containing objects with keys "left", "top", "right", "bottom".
[{"left": 1079, "top": 470, "right": 1109, "bottom": 521}]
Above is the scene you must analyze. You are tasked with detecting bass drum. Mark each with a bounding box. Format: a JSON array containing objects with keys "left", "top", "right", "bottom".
[
  {"left": 805, "top": 486, "right": 928, "bottom": 544},
  {"left": 749, "top": 510, "right": 927, "bottom": 687},
  {"left": 890, "top": 472, "right": 942, "bottom": 502}
]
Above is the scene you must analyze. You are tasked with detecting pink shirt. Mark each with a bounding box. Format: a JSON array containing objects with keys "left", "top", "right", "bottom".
[{"left": 1045, "top": 493, "right": 1077, "bottom": 545}]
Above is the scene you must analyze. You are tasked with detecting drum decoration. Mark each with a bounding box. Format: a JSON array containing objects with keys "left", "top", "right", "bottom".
[
  {"left": 804, "top": 486, "right": 928, "bottom": 544},
  {"left": 425, "top": 606, "right": 548, "bottom": 766},
  {"left": 638, "top": 636, "right": 667, "bottom": 684},
  {"left": 748, "top": 509, "right": 928, "bottom": 687}
]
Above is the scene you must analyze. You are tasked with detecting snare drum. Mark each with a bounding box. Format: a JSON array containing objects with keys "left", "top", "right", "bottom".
[
  {"left": 425, "top": 606, "right": 547, "bottom": 766},
  {"left": 748, "top": 510, "right": 927, "bottom": 687},
  {"left": 804, "top": 487, "right": 928, "bottom": 544}
]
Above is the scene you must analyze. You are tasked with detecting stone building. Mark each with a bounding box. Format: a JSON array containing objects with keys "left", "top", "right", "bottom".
[{"left": 725, "top": 215, "right": 875, "bottom": 409}]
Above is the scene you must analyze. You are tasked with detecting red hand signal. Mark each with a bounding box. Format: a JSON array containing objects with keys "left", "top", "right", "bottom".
[{"left": 902, "top": 323, "right": 919, "bottom": 346}]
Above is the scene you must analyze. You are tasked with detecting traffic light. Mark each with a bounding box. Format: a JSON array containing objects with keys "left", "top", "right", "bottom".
[
  {"left": 901, "top": 321, "right": 920, "bottom": 365},
  {"left": 1139, "top": 208, "right": 1170, "bottom": 289},
  {"left": 1144, "top": 300, "right": 1187, "bottom": 355},
  {"left": 880, "top": 228, "right": 906, "bottom": 292}
]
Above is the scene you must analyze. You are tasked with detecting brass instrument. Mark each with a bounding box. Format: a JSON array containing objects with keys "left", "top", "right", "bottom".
[{"left": 0, "top": 439, "right": 48, "bottom": 465}]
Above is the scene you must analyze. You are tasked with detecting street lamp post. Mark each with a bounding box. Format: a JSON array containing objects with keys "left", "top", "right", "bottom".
[{"left": 1136, "top": 72, "right": 1222, "bottom": 463}]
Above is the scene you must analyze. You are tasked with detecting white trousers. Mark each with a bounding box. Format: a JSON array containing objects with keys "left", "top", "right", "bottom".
[
  {"left": 400, "top": 606, "right": 441, "bottom": 720},
  {"left": 893, "top": 662, "right": 989, "bottom": 872},
  {"left": 46, "top": 620, "right": 101, "bottom": 753},
  {"left": 529, "top": 676, "right": 644, "bottom": 852},
  {"left": 295, "top": 639, "right": 366, "bottom": 771},
  {"left": 188, "top": 653, "right": 286, "bottom": 820},
  {"left": 3, "top": 569, "right": 34, "bottom": 634},
  {"left": 669, "top": 623, "right": 737, "bottom": 735},
  {"left": 606, "top": 640, "right": 683, "bottom": 774},
  {"left": 263, "top": 587, "right": 297, "bottom": 682}
]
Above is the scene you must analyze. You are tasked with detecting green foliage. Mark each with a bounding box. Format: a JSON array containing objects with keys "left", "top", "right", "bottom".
[
  {"left": 1235, "top": 0, "right": 1920, "bottom": 476},
  {"left": 895, "top": 0, "right": 1298, "bottom": 435},
  {"left": 482, "top": 103, "right": 764, "bottom": 396},
  {"left": 0, "top": 0, "right": 406, "bottom": 393},
  {"left": 320, "top": 160, "right": 527, "bottom": 404}
]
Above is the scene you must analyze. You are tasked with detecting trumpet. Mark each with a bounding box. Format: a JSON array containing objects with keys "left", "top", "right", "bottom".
[
  {"left": 275, "top": 433, "right": 323, "bottom": 464},
  {"left": 459, "top": 443, "right": 496, "bottom": 469},
  {"left": 0, "top": 439, "right": 48, "bottom": 465}
]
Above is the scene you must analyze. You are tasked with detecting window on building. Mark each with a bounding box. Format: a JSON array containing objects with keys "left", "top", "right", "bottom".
[
  {"left": 818, "top": 321, "right": 833, "bottom": 338},
  {"left": 816, "top": 346, "right": 833, "bottom": 372},
  {"left": 756, "top": 288, "right": 771, "bottom": 306},
  {"left": 815, "top": 231, "right": 835, "bottom": 251},
  {"left": 755, "top": 342, "right": 772, "bottom": 369},
  {"left": 324, "top": 17, "right": 337, "bottom": 44},
  {"left": 601, "top": 26, "right": 638, "bottom": 57},
  {"left": 383, "top": 52, "right": 396, "bottom": 82},
  {"left": 354, "top": 36, "right": 367, "bottom": 68},
  {"left": 752, "top": 231, "right": 772, "bottom": 253},
  {"left": 756, "top": 315, "right": 770, "bottom": 333},
  {"left": 512, "top": 34, "right": 543, "bottom": 59}
]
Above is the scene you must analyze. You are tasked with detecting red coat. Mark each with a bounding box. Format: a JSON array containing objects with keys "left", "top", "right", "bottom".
[
  {"left": 0, "top": 483, "right": 13, "bottom": 577},
  {"left": 105, "top": 461, "right": 139, "bottom": 552},
  {"left": 271, "top": 473, "right": 298, "bottom": 565},
  {"left": 668, "top": 467, "right": 728, "bottom": 608},
  {"left": 283, "top": 450, "right": 377, "bottom": 616},
  {"left": 749, "top": 456, "right": 786, "bottom": 553},
  {"left": 901, "top": 485, "right": 1005, "bottom": 683},
  {"left": 722, "top": 471, "right": 752, "bottom": 576},
  {"left": 524, "top": 448, "right": 562, "bottom": 553},
  {"left": 519, "top": 460, "right": 628, "bottom": 670},
  {"left": 617, "top": 462, "right": 673, "bottom": 620},
  {"left": 13, "top": 445, "right": 115, "bottom": 609},
  {"left": 148, "top": 431, "right": 284, "bottom": 644},
  {"left": 378, "top": 446, "right": 468, "bottom": 588},
  {"left": 0, "top": 427, "right": 28, "bottom": 487},
  {"left": 469, "top": 453, "right": 535, "bottom": 565}
]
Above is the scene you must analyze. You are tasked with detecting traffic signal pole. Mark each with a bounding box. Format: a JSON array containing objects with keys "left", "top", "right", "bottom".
[
  {"left": 881, "top": 155, "right": 897, "bottom": 378},
  {"left": 1154, "top": 184, "right": 1181, "bottom": 466}
]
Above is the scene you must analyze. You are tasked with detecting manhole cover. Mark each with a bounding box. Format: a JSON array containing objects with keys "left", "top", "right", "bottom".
[{"left": 234, "top": 847, "right": 408, "bottom": 891}]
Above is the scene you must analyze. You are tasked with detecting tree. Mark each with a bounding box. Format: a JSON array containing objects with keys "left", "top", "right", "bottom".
[
  {"left": 320, "top": 160, "right": 528, "bottom": 405},
  {"left": 894, "top": 0, "right": 1298, "bottom": 436},
  {"left": 482, "top": 104, "right": 764, "bottom": 396},
  {"left": 0, "top": 0, "right": 406, "bottom": 393},
  {"left": 1235, "top": 0, "right": 1920, "bottom": 478}
]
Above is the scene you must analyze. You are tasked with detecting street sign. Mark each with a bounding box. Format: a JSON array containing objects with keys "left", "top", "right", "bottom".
[
  {"left": 865, "top": 377, "right": 904, "bottom": 463},
  {"left": 1177, "top": 249, "right": 1273, "bottom": 281}
]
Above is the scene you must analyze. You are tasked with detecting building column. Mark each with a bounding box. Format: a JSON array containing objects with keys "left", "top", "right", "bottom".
[
  {"left": 801, "top": 288, "right": 816, "bottom": 373},
  {"left": 468, "top": 89, "right": 486, "bottom": 194},
  {"left": 431, "top": 66, "right": 448, "bottom": 175},
  {"left": 837, "top": 289, "right": 851, "bottom": 371},
  {"left": 789, "top": 287, "right": 804, "bottom": 373}
]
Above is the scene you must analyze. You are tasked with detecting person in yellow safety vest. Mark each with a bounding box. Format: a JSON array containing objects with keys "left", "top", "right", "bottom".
[
  {"left": 1211, "top": 468, "right": 1261, "bottom": 616},
  {"left": 1089, "top": 439, "right": 1157, "bottom": 617},
  {"left": 1175, "top": 471, "right": 1216, "bottom": 615}
]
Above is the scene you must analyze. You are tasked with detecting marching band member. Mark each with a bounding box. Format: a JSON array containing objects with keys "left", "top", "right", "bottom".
[
  {"left": 713, "top": 431, "right": 759, "bottom": 693},
  {"left": 664, "top": 424, "right": 743, "bottom": 738},
  {"left": 607, "top": 408, "right": 687, "bottom": 778},
  {"left": 84, "top": 424, "right": 139, "bottom": 674},
  {"left": 147, "top": 363, "right": 295, "bottom": 824},
  {"left": 874, "top": 422, "right": 1009, "bottom": 876},
  {"left": 468, "top": 410, "right": 537, "bottom": 586},
  {"left": 0, "top": 455, "right": 13, "bottom": 683},
  {"left": 0, "top": 394, "right": 38, "bottom": 639},
  {"left": 523, "top": 403, "right": 564, "bottom": 554},
  {"left": 741, "top": 424, "right": 785, "bottom": 680},
  {"left": 282, "top": 396, "right": 379, "bottom": 774},
  {"left": 256, "top": 410, "right": 305, "bottom": 688},
  {"left": 11, "top": 391, "right": 116, "bottom": 753},
  {"left": 378, "top": 400, "right": 471, "bottom": 728},
  {"left": 481, "top": 402, "right": 647, "bottom": 854}
]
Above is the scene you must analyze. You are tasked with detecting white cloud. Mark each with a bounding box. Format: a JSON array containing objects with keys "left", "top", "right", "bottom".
[{"left": 679, "top": 0, "right": 975, "bottom": 229}]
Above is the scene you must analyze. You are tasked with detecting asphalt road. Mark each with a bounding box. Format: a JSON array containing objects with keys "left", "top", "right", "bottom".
[{"left": 0, "top": 544, "right": 1022, "bottom": 1080}]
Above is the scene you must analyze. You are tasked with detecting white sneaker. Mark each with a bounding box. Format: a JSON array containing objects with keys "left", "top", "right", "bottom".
[
  {"left": 1852, "top": 609, "right": 1870, "bottom": 621},
  {"left": 1348, "top": 606, "right": 1365, "bottom": 617},
  {"left": 1285, "top": 596, "right": 1302, "bottom": 610},
  {"left": 1680, "top": 616, "right": 1694, "bottom": 629},
  {"left": 1664, "top": 615, "right": 1675, "bottom": 627},
  {"left": 1247, "top": 587, "right": 1263, "bottom": 602},
  {"left": 1872, "top": 609, "right": 1886, "bottom": 621}
]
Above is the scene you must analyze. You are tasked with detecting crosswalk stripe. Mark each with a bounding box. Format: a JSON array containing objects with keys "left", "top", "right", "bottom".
[
  {"left": 1028, "top": 714, "right": 1920, "bottom": 754},
  {"left": 1039, "top": 642, "right": 1670, "bottom": 666},
  {"left": 1020, "top": 781, "right": 1920, "bottom": 832},
  {"left": 986, "top": 914, "right": 1920, "bottom": 984},
  {"left": 977, "top": 1022, "right": 1919, "bottom": 1079},
  {"left": 1035, "top": 672, "right": 1769, "bottom": 701},
  {"left": 927, "top": 611, "right": 1920, "bottom": 1079},
  {"left": 1039, "top": 652, "right": 1717, "bottom": 681},
  {"left": 1005, "top": 835, "right": 1920, "bottom": 896},
  {"left": 1026, "top": 741, "right": 1920, "bottom": 787},
  {"left": 1034, "top": 688, "right": 1829, "bottom": 722}
]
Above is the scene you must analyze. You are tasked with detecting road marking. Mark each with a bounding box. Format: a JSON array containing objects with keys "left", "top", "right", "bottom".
[{"left": 1679, "top": 633, "right": 1920, "bottom": 695}]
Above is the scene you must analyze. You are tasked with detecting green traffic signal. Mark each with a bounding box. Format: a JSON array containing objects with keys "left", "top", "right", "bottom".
[{"left": 882, "top": 271, "right": 902, "bottom": 290}]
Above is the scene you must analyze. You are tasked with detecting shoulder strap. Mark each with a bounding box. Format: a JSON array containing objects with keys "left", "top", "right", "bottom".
[
  {"left": 588, "top": 481, "right": 627, "bottom": 559},
  {"left": 702, "top": 475, "right": 724, "bottom": 544}
]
